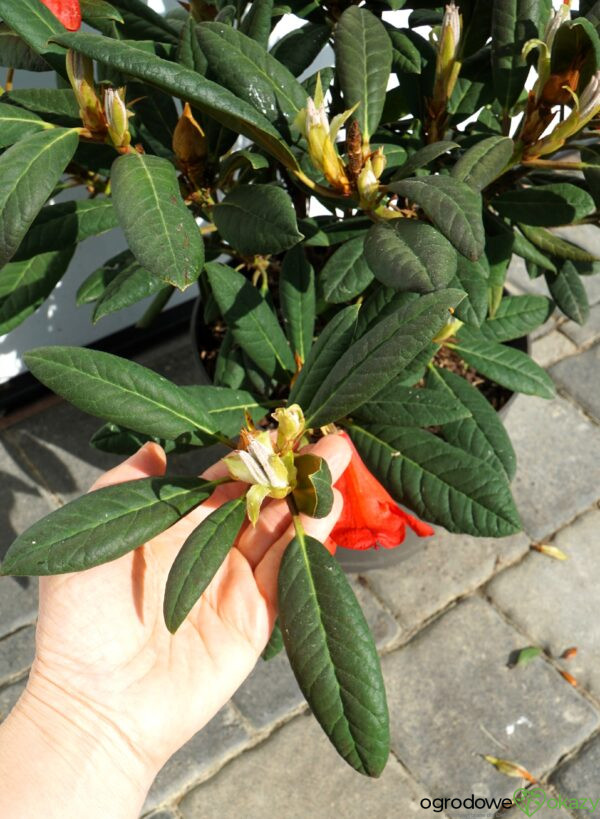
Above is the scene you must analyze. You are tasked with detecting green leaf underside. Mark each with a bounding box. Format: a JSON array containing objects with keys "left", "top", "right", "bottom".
[
  {"left": 348, "top": 424, "right": 521, "bottom": 536},
  {"left": 452, "top": 334, "right": 556, "bottom": 399},
  {"left": 111, "top": 153, "right": 204, "bottom": 291},
  {"left": 426, "top": 366, "right": 517, "bottom": 480},
  {"left": 164, "top": 498, "right": 246, "bottom": 633},
  {"left": 388, "top": 176, "right": 485, "bottom": 260},
  {"left": 512, "top": 229, "right": 557, "bottom": 272},
  {"left": 365, "top": 220, "right": 457, "bottom": 293},
  {"left": 321, "top": 237, "right": 374, "bottom": 303},
  {"left": 278, "top": 534, "right": 389, "bottom": 776},
  {"left": 354, "top": 385, "right": 471, "bottom": 427},
  {"left": 519, "top": 224, "right": 599, "bottom": 262},
  {"left": 1, "top": 477, "right": 216, "bottom": 576},
  {"left": 52, "top": 32, "right": 299, "bottom": 169},
  {"left": 206, "top": 262, "right": 295, "bottom": 379},
  {"left": 23, "top": 346, "right": 218, "bottom": 440},
  {"left": 0, "top": 128, "right": 79, "bottom": 268},
  {"left": 304, "top": 289, "right": 463, "bottom": 427}
]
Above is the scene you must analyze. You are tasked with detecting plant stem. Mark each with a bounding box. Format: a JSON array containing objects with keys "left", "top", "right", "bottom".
[{"left": 136, "top": 285, "right": 174, "bottom": 329}]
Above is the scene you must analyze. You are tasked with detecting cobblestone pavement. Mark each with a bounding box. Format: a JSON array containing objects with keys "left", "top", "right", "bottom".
[{"left": 2, "top": 262, "right": 600, "bottom": 819}]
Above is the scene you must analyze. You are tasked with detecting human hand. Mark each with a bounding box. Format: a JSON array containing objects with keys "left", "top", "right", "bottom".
[{"left": 2, "top": 434, "right": 351, "bottom": 818}]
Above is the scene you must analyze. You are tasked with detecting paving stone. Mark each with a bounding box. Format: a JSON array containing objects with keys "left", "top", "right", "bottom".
[
  {"left": 364, "top": 531, "right": 529, "bottom": 632},
  {"left": 503, "top": 395, "right": 600, "bottom": 539},
  {"left": 144, "top": 810, "right": 181, "bottom": 819},
  {"left": 0, "top": 433, "right": 55, "bottom": 561},
  {"left": 0, "top": 626, "right": 35, "bottom": 685},
  {"left": 560, "top": 304, "right": 600, "bottom": 349},
  {"left": 551, "top": 734, "right": 600, "bottom": 798},
  {"left": 142, "top": 704, "right": 250, "bottom": 814},
  {"left": 488, "top": 508, "right": 600, "bottom": 701},
  {"left": 382, "top": 597, "right": 598, "bottom": 819},
  {"left": 0, "top": 679, "right": 26, "bottom": 721},
  {"left": 0, "top": 577, "right": 38, "bottom": 640},
  {"left": 531, "top": 331, "right": 577, "bottom": 368},
  {"left": 551, "top": 344, "right": 600, "bottom": 423},
  {"left": 233, "top": 578, "right": 399, "bottom": 730},
  {"left": 179, "top": 713, "right": 433, "bottom": 819}
]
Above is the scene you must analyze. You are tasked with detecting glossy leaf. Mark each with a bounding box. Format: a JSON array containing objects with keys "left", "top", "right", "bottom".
[
  {"left": 92, "top": 261, "right": 164, "bottom": 322},
  {"left": 280, "top": 246, "right": 316, "bottom": 362},
  {"left": 240, "top": 0, "right": 274, "bottom": 49},
  {"left": 365, "top": 220, "right": 457, "bottom": 293},
  {"left": 0, "top": 128, "right": 79, "bottom": 268},
  {"left": 451, "top": 136, "right": 513, "bottom": 190},
  {"left": 354, "top": 385, "right": 471, "bottom": 427},
  {"left": 14, "top": 199, "right": 118, "bottom": 262},
  {"left": 451, "top": 334, "right": 556, "bottom": 399},
  {"left": 321, "top": 237, "right": 374, "bottom": 302},
  {"left": 426, "top": 366, "right": 517, "bottom": 480},
  {"left": 270, "top": 22, "right": 330, "bottom": 77},
  {"left": 0, "top": 0, "right": 66, "bottom": 64},
  {"left": 493, "top": 184, "right": 596, "bottom": 226},
  {"left": 52, "top": 32, "right": 299, "bottom": 169},
  {"left": 292, "top": 454, "right": 334, "bottom": 518},
  {"left": 389, "top": 176, "right": 485, "bottom": 260},
  {"left": 279, "top": 533, "right": 389, "bottom": 776},
  {"left": 212, "top": 184, "right": 302, "bottom": 256},
  {"left": 23, "top": 346, "right": 218, "bottom": 440},
  {"left": 1, "top": 476, "right": 216, "bottom": 576},
  {"left": 6, "top": 88, "right": 80, "bottom": 119},
  {"left": 76, "top": 250, "right": 135, "bottom": 305},
  {"left": 334, "top": 6, "right": 392, "bottom": 139},
  {"left": 111, "top": 152, "right": 204, "bottom": 291},
  {"left": 390, "top": 141, "right": 458, "bottom": 182},
  {"left": 289, "top": 305, "right": 360, "bottom": 410},
  {"left": 0, "top": 103, "right": 52, "bottom": 148},
  {"left": 109, "top": 0, "right": 179, "bottom": 42},
  {"left": 348, "top": 424, "right": 521, "bottom": 537},
  {"left": 0, "top": 248, "right": 74, "bottom": 333},
  {"left": 81, "top": 0, "right": 125, "bottom": 24},
  {"left": 164, "top": 499, "right": 246, "bottom": 633},
  {"left": 304, "top": 289, "right": 463, "bottom": 427},
  {"left": 492, "top": 0, "right": 540, "bottom": 111},
  {"left": 545, "top": 262, "right": 590, "bottom": 325},
  {"left": 206, "top": 262, "right": 295, "bottom": 379},
  {"left": 0, "top": 24, "right": 50, "bottom": 71},
  {"left": 478, "top": 294, "right": 553, "bottom": 341},
  {"left": 518, "top": 224, "right": 599, "bottom": 263}
]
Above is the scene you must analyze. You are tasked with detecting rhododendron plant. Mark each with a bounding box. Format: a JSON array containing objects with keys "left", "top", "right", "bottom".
[{"left": 1, "top": 0, "right": 600, "bottom": 778}]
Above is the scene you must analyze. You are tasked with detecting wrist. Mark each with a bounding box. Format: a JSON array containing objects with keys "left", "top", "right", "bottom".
[{"left": 0, "top": 672, "right": 157, "bottom": 819}]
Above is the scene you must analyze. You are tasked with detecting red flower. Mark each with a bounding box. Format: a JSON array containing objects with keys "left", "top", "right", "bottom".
[
  {"left": 39, "top": 0, "right": 82, "bottom": 30},
  {"left": 330, "top": 431, "right": 434, "bottom": 551}
]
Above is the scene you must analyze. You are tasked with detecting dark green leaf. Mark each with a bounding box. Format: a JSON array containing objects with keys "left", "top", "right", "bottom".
[
  {"left": 551, "top": 18, "right": 600, "bottom": 93},
  {"left": 512, "top": 229, "right": 557, "bottom": 272},
  {"left": 0, "top": 0, "right": 66, "bottom": 65},
  {"left": 0, "top": 248, "right": 74, "bottom": 333},
  {"left": 545, "top": 261, "right": 590, "bottom": 325},
  {"left": 365, "top": 220, "right": 457, "bottom": 293},
  {"left": 354, "top": 385, "right": 471, "bottom": 427},
  {"left": 389, "top": 176, "right": 485, "bottom": 260},
  {"left": 389, "top": 29, "right": 422, "bottom": 74},
  {"left": 451, "top": 334, "right": 556, "bottom": 398},
  {"left": 390, "top": 141, "right": 459, "bottom": 182},
  {"left": 92, "top": 261, "right": 164, "bottom": 322},
  {"left": 270, "top": 22, "right": 330, "bottom": 76},
  {"left": 206, "top": 262, "right": 295, "bottom": 379},
  {"left": 212, "top": 184, "right": 302, "bottom": 255},
  {"left": 289, "top": 304, "right": 360, "bottom": 409},
  {"left": 241, "top": 0, "right": 274, "bottom": 49},
  {"left": 0, "top": 103, "right": 51, "bottom": 148},
  {"left": 23, "top": 346, "right": 218, "bottom": 440},
  {"left": 280, "top": 246, "right": 315, "bottom": 362},
  {"left": 451, "top": 254, "right": 489, "bottom": 327},
  {"left": 354, "top": 288, "right": 418, "bottom": 337},
  {"left": 334, "top": 6, "right": 392, "bottom": 139},
  {"left": 582, "top": 145, "right": 600, "bottom": 209},
  {"left": 519, "top": 224, "right": 600, "bottom": 262},
  {"left": 425, "top": 365, "right": 517, "bottom": 480},
  {"left": 494, "top": 184, "right": 596, "bottom": 226},
  {"left": 321, "top": 237, "right": 374, "bottom": 302},
  {"left": 292, "top": 454, "right": 333, "bottom": 518},
  {"left": 1, "top": 476, "right": 216, "bottom": 576},
  {"left": 176, "top": 14, "right": 207, "bottom": 73},
  {"left": 81, "top": 0, "right": 125, "bottom": 24},
  {"left": 262, "top": 621, "right": 284, "bottom": 661},
  {"left": 451, "top": 136, "right": 514, "bottom": 190},
  {"left": 0, "top": 128, "right": 79, "bottom": 268},
  {"left": 90, "top": 423, "right": 185, "bottom": 456},
  {"left": 304, "top": 289, "right": 464, "bottom": 427},
  {"left": 0, "top": 24, "right": 50, "bottom": 72},
  {"left": 164, "top": 498, "right": 246, "bottom": 633},
  {"left": 348, "top": 424, "right": 521, "bottom": 536},
  {"left": 492, "top": 0, "right": 540, "bottom": 110},
  {"left": 52, "top": 32, "right": 299, "bottom": 169},
  {"left": 111, "top": 152, "right": 204, "bottom": 291},
  {"left": 110, "top": 0, "right": 180, "bottom": 42},
  {"left": 14, "top": 199, "right": 118, "bottom": 262},
  {"left": 76, "top": 250, "right": 135, "bottom": 305},
  {"left": 477, "top": 294, "right": 553, "bottom": 341},
  {"left": 6, "top": 88, "right": 80, "bottom": 120},
  {"left": 279, "top": 533, "right": 389, "bottom": 776}
]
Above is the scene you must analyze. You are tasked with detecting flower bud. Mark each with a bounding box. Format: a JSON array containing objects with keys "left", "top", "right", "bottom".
[
  {"left": 357, "top": 159, "right": 380, "bottom": 209},
  {"left": 66, "top": 49, "right": 105, "bottom": 134},
  {"left": 104, "top": 87, "right": 131, "bottom": 150},
  {"left": 273, "top": 404, "right": 305, "bottom": 452},
  {"left": 371, "top": 146, "right": 386, "bottom": 180},
  {"left": 432, "top": 317, "right": 463, "bottom": 343},
  {"left": 433, "top": 2, "right": 462, "bottom": 102}
]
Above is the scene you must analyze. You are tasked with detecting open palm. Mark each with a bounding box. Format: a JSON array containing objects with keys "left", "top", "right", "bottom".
[{"left": 29, "top": 436, "right": 351, "bottom": 771}]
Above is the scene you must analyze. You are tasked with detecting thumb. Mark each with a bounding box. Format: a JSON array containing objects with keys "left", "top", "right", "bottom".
[{"left": 89, "top": 441, "right": 167, "bottom": 492}]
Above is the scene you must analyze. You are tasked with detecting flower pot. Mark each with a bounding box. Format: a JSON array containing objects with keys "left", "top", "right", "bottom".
[{"left": 190, "top": 296, "right": 530, "bottom": 573}]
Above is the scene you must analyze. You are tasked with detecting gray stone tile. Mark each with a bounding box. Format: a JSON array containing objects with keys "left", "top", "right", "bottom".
[
  {"left": 0, "top": 434, "right": 55, "bottom": 561},
  {"left": 560, "top": 304, "right": 600, "bottom": 349},
  {"left": 383, "top": 597, "right": 598, "bottom": 818},
  {"left": 487, "top": 508, "right": 600, "bottom": 700},
  {"left": 0, "top": 626, "right": 35, "bottom": 685},
  {"left": 551, "top": 734, "right": 600, "bottom": 798},
  {"left": 503, "top": 395, "right": 600, "bottom": 540},
  {"left": 0, "top": 577, "right": 38, "bottom": 640},
  {"left": 350, "top": 575, "right": 401, "bottom": 650},
  {"left": 136, "top": 334, "right": 203, "bottom": 386},
  {"left": 531, "top": 331, "right": 577, "bottom": 368},
  {"left": 0, "top": 679, "right": 26, "bottom": 721},
  {"left": 551, "top": 344, "right": 600, "bottom": 422},
  {"left": 364, "top": 531, "right": 528, "bottom": 631},
  {"left": 144, "top": 811, "right": 180, "bottom": 819},
  {"left": 179, "top": 713, "right": 432, "bottom": 819},
  {"left": 507, "top": 256, "right": 549, "bottom": 296},
  {"left": 143, "top": 705, "right": 250, "bottom": 814}
]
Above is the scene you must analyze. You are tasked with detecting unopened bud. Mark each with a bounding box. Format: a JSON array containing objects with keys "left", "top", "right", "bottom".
[
  {"left": 432, "top": 317, "right": 463, "bottom": 343},
  {"left": 104, "top": 87, "right": 130, "bottom": 150},
  {"left": 357, "top": 160, "right": 380, "bottom": 209},
  {"left": 371, "top": 147, "right": 386, "bottom": 179},
  {"left": 273, "top": 404, "right": 305, "bottom": 453},
  {"left": 66, "top": 49, "right": 105, "bottom": 134},
  {"left": 173, "top": 102, "right": 207, "bottom": 165}
]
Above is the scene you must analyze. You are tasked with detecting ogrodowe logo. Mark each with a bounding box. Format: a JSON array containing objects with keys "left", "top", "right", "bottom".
[{"left": 514, "top": 787, "right": 600, "bottom": 815}]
